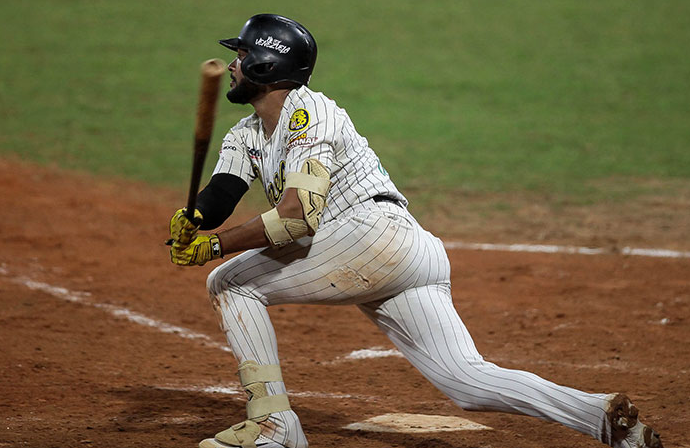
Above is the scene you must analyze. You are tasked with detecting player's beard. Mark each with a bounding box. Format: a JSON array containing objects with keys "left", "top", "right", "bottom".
[{"left": 226, "top": 77, "right": 263, "bottom": 105}]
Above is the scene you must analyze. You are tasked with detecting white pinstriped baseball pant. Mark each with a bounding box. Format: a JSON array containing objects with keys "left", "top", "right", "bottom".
[{"left": 206, "top": 200, "right": 608, "bottom": 448}]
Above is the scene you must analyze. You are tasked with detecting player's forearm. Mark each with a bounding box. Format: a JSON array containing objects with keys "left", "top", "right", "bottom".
[
  {"left": 216, "top": 189, "right": 304, "bottom": 255},
  {"left": 216, "top": 216, "right": 271, "bottom": 255}
]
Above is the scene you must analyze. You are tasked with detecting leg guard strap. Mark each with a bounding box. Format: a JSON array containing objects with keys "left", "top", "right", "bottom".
[
  {"left": 247, "top": 394, "right": 291, "bottom": 421},
  {"left": 215, "top": 420, "right": 261, "bottom": 448},
  {"left": 238, "top": 360, "right": 292, "bottom": 421},
  {"left": 238, "top": 361, "right": 284, "bottom": 386}
]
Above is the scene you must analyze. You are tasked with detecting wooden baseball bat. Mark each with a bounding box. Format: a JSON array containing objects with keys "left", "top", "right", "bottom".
[
  {"left": 185, "top": 58, "right": 227, "bottom": 222},
  {"left": 166, "top": 59, "right": 226, "bottom": 246}
]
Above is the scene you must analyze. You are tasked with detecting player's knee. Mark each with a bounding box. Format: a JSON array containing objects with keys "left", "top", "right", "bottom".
[
  {"left": 207, "top": 268, "right": 262, "bottom": 307},
  {"left": 206, "top": 256, "right": 247, "bottom": 296},
  {"left": 206, "top": 264, "right": 224, "bottom": 297}
]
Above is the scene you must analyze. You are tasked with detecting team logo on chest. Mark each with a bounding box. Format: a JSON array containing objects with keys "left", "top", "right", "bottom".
[{"left": 288, "top": 109, "right": 310, "bottom": 132}]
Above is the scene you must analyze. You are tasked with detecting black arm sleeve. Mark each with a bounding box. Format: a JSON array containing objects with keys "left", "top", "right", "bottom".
[{"left": 196, "top": 173, "right": 249, "bottom": 230}]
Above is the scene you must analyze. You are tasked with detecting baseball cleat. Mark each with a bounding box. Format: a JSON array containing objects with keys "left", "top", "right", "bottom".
[
  {"left": 606, "top": 394, "right": 663, "bottom": 448},
  {"left": 199, "top": 435, "right": 287, "bottom": 448}
]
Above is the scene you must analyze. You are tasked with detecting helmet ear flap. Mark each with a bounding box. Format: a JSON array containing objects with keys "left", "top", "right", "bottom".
[
  {"left": 240, "top": 52, "right": 277, "bottom": 83},
  {"left": 252, "top": 62, "right": 276, "bottom": 76}
]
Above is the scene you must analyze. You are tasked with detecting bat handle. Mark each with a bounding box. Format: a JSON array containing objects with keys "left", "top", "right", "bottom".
[
  {"left": 184, "top": 138, "right": 208, "bottom": 225},
  {"left": 167, "top": 58, "right": 225, "bottom": 248}
]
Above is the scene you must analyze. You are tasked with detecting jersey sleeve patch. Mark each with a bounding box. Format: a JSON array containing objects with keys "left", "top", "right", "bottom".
[
  {"left": 286, "top": 133, "right": 319, "bottom": 153},
  {"left": 219, "top": 131, "right": 243, "bottom": 154},
  {"left": 288, "top": 108, "right": 310, "bottom": 132}
]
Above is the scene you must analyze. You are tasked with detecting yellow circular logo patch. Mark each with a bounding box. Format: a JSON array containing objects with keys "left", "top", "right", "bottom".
[{"left": 289, "top": 108, "right": 310, "bottom": 132}]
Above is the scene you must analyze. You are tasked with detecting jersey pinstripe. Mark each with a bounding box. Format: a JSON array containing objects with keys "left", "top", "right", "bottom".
[
  {"left": 205, "top": 87, "right": 615, "bottom": 448},
  {"left": 212, "top": 86, "right": 407, "bottom": 223},
  {"left": 207, "top": 202, "right": 609, "bottom": 447}
]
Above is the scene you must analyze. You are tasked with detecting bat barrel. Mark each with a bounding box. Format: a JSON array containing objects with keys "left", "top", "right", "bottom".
[
  {"left": 185, "top": 58, "right": 226, "bottom": 222},
  {"left": 194, "top": 58, "right": 227, "bottom": 141}
]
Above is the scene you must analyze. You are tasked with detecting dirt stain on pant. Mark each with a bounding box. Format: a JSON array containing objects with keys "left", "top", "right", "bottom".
[{"left": 328, "top": 266, "right": 371, "bottom": 290}]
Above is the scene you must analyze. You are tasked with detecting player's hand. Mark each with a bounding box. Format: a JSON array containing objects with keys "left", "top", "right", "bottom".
[
  {"left": 170, "top": 208, "right": 203, "bottom": 247},
  {"left": 170, "top": 234, "right": 223, "bottom": 266}
]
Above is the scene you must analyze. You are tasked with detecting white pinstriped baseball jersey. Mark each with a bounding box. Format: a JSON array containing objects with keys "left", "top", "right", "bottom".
[
  {"left": 204, "top": 86, "right": 616, "bottom": 448},
  {"left": 212, "top": 85, "right": 407, "bottom": 221}
]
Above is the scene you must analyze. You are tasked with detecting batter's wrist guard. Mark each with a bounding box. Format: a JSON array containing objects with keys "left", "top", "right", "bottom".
[
  {"left": 261, "top": 208, "right": 308, "bottom": 247},
  {"left": 170, "top": 234, "right": 222, "bottom": 267}
]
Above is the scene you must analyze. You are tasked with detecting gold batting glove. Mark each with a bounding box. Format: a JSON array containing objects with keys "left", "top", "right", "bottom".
[
  {"left": 170, "top": 234, "right": 222, "bottom": 266},
  {"left": 170, "top": 208, "right": 203, "bottom": 247}
]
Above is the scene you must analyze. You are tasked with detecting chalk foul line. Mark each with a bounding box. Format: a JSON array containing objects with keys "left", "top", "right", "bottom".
[
  {"left": 3, "top": 265, "right": 678, "bottom": 433},
  {"left": 3, "top": 268, "right": 680, "bottom": 375},
  {"left": 156, "top": 384, "right": 377, "bottom": 401},
  {"left": 1, "top": 268, "right": 378, "bottom": 401},
  {"left": 442, "top": 241, "right": 690, "bottom": 258},
  {"left": 5, "top": 273, "right": 231, "bottom": 353},
  {"left": 327, "top": 347, "right": 404, "bottom": 364}
]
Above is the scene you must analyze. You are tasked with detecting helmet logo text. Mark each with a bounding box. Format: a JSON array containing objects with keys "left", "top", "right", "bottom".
[{"left": 255, "top": 36, "right": 291, "bottom": 54}]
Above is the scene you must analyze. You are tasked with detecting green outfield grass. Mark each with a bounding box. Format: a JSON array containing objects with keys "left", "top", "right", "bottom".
[{"left": 1, "top": 0, "right": 689, "bottom": 204}]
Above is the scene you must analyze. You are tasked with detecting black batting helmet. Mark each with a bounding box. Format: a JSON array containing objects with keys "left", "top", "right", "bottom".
[{"left": 219, "top": 14, "right": 317, "bottom": 86}]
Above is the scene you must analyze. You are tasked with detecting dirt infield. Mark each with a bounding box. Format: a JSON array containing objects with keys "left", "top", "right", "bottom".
[{"left": 1, "top": 158, "right": 688, "bottom": 448}]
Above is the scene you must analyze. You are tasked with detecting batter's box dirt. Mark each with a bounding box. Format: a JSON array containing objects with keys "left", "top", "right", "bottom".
[{"left": 0, "top": 159, "right": 688, "bottom": 448}]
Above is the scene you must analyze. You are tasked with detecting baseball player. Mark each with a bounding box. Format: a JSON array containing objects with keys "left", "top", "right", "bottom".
[{"left": 168, "top": 14, "right": 663, "bottom": 448}]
